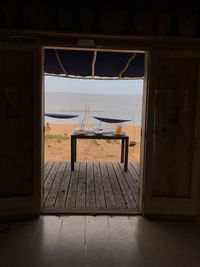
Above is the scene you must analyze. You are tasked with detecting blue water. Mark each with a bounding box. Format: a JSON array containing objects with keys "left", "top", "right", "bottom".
[{"left": 45, "top": 92, "right": 143, "bottom": 125}]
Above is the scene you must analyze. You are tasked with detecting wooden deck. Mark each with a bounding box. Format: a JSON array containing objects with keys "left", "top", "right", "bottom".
[{"left": 43, "top": 161, "right": 140, "bottom": 214}]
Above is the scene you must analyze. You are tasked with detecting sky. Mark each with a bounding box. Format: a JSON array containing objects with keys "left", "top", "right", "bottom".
[{"left": 45, "top": 76, "right": 143, "bottom": 95}]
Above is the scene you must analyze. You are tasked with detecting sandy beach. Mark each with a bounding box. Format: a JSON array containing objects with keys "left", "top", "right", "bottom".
[{"left": 45, "top": 123, "right": 141, "bottom": 163}]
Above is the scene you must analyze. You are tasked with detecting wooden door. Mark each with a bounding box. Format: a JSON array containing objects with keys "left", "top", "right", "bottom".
[
  {"left": 143, "top": 50, "right": 200, "bottom": 217},
  {"left": 0, "top": 43, "right": 42, "bottom": 218}
]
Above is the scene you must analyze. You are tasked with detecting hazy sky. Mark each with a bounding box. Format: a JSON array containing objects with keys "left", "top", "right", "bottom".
[{"left": 45, "top": 76, "right": 143, "bottom": 95}]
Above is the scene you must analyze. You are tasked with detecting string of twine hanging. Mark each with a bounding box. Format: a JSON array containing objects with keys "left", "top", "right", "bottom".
[{"left": 129, "top": 110, "right": 137, "bottom": 147}]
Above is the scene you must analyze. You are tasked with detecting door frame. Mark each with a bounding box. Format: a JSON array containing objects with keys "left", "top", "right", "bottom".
[{"left": 41, "top": 45, "right": 148, "bottom": 213}]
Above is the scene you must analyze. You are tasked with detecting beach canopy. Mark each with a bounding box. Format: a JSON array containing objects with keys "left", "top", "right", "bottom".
[
  {"left": 92, "top": 116, "right": 131, "bottom": 124},
  {"left": 44, "top": 49, "right": 144, "bottom": 79},
  {"left": 45, "top": 113, "right": 79, "bottom": 119}
]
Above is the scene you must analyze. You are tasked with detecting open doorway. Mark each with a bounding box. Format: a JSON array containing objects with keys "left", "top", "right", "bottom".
[{"left": 42, "top": 47, "right": 145, "bottom": 214}]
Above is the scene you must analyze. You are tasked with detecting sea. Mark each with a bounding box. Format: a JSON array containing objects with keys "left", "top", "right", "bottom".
[{"left": 45, "top": 92, "right": 143, "bottom": 126}]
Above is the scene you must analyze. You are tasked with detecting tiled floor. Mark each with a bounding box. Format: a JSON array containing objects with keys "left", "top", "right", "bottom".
[{"left": 0, "top": 215, "right": 200, "bottom": 267}]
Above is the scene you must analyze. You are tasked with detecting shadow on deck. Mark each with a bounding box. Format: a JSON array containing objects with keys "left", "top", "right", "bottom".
[{"left": 43, "top": 161, "right": 140, "bottom": 214}]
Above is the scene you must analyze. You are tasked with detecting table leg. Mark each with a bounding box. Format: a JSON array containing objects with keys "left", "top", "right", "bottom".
[
  {"left": 124, "top": 137, "right": 129, "bottom": 172},
  {"left": 121, "top": 139, "right": 124, "bottom": 163},
  {"left": 71, "top": 137, "right": 75, "bottom": 171},
  {"left": 74, "top": 138, "right": 77, "bottom": 162}
]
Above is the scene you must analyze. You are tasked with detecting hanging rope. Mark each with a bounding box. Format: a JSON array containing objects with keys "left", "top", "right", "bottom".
[
  {"left": 129, "top": 110, "right": 137, "bottom": 147},
  {"left": 119, "top": 53, "right": 136, "bottom": 79},
  {"left": 92, "top": 51, "right": 97, "bottom": 79},
  {"left": 55, "top": 50, "right": 68, "bottom": 77}
]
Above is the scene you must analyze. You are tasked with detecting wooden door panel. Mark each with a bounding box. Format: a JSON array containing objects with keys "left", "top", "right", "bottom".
[
  {"left": 152, "top": 57, "right": 198, "bottom": 198},
  {"left": 0, "top": 43, "right": 42, "bottom": 217},
  {"left": 143, "top": 51, "right": 200, "bottom": 216},
  {"left": 0, "top": 49, "right": 34, "bottom": 197}
]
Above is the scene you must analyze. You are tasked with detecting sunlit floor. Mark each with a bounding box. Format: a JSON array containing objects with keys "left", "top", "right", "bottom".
[{"left": 0, "top": 215, "right": 200, "bottom": 267}]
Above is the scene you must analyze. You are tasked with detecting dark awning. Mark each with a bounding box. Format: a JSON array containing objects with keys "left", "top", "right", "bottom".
[{"left": 44, "top": 49, "right": 144, "bottom": 79}]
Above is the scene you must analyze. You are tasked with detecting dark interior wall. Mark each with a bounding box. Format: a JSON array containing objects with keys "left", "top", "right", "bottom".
[
  {"left": 0, "top": 3, "right": 200, "bottom": 217},
  {"left": 0, "top": 2, "right": 200, "bottom": 38}
]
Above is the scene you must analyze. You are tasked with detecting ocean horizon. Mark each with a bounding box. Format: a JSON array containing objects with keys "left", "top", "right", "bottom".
[{"left": 45, "top": 92, "right": 143, "bottom": 126}]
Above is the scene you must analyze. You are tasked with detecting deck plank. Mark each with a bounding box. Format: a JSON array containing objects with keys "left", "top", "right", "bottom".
[
  {"left": 131, "top": 162, "right": 140, "bottom": 176},
  {"left": 44, "top": 160, "right": 48, "bottom": 168},
  {"left": 54, "top": 162, "right": 71, "bottom": 208},
  {"left": 44, "top": 161, "right": 54, "bottom": 183},
  {"left": 129, "top": 163, "right": 140, "bottom": 190},
  {"left": 65, "top": 163, "right": 80, "bottom": 208},
  {"left": 43, "top": 161, "right": 139, "bottom": 213},
  {"left": 94, "top": 163, "right": 106, "bottom": 208},
  {"left": 76, "top": 162, "right": 87, "bottom": 208},
  {"left": 112, "top": 163, "right": 137, "bottom": 209},
  {"left": 44, "top": 161, "right": 67, "bottom": 208},
  {"left": 106, "top": 163, "right": 126, "bottom": 208},
  {"left": 44, "top": 161, "right": 60, "bottom": 200},
  {"left": 86, "top": 162, "right": 96, "bottom": 208},
  {"left": 119, "top": 163, "right": 139, "bottom": 208},
  {"left": 100, "top": 162, "right": 116, "bottom": 209}
]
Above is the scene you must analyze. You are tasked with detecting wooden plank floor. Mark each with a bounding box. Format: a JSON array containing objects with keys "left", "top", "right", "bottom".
[{"left": 43, "top": 161, "right": 140, "bottom": 214}]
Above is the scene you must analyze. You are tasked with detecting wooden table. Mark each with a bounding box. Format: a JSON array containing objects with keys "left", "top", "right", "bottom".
[{"left": 71, "top": 132, "right": 129, "bottom": 172}]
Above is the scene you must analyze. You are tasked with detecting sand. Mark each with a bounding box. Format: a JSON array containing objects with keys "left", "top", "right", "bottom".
[{"left": 45, "top": 123, "right": 141, "bottom": 163}]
